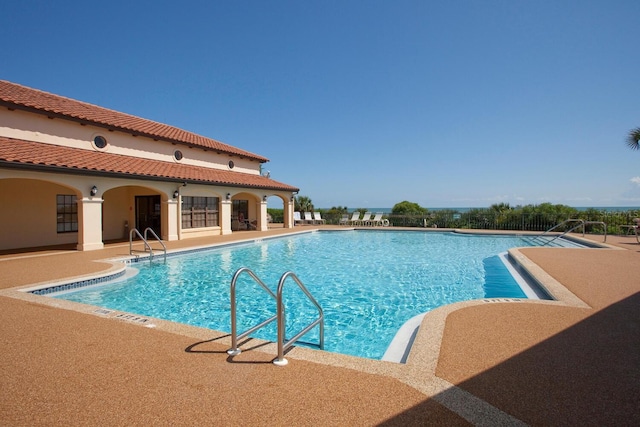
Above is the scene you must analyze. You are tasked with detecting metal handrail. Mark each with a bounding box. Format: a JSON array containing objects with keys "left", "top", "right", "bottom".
[
  {"left": 529, "top": 219, "right": 607, "bottom": 246},
  {"left": 144, "top": 227, "right": 167, "bottom": 262},
  {"left": 226, "top": 268, "right": 324, "bottom": 366},
  {"left": 129, "top": 228, "right": 154, "bottom": 260},
  {"left": 274, "top": 271, "right": 324, "bottom": 366},
  {"left": 583, "top": 221, "right": 607, "bottom": 242},
  {"left": 227, "top": 267, "right": 278, "bottom": 357},
  {"left": 528, "top": 219, "right": 584, "bottom": 246}
]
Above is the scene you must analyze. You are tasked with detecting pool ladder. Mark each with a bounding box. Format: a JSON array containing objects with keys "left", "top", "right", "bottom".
[
  {"left": 227, "top": 267, "right": 324, "bottom": 366},
  {"left": 129, "top": 227, "right": 167, "bottom": 262}
]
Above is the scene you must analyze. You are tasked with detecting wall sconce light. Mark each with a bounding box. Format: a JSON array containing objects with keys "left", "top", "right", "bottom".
[
  {"left": 90, "top": 185, "right": 98, "bottom": 196},
  {"left": 173, "top": 190, "right": 179, "bottom": 199},
  {"left": 263, "top": 195, "right": 268, "bottom": 202},
  {"left": 290, "top": 195, "right": 295, "bottom": 202},
  {"left": 226, "top": 193, "right": 231, "bottom": 200}
]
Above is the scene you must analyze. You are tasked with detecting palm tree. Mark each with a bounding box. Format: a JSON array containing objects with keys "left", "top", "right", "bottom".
[
  {"left": 294, "top": 195, "right": 314, "bottom": 214},
  {"left": 626, "top": 127, "right": 640, "bottom": 150}
]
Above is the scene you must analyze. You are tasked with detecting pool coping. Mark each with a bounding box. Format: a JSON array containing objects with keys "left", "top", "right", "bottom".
[{"left": 0, "top": 228, "right": 617, "bottom": 425}]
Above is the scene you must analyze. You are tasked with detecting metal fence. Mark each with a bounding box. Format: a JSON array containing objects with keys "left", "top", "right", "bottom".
[{"left": 316, "top": 210, "right": 640, "bottom": 234}]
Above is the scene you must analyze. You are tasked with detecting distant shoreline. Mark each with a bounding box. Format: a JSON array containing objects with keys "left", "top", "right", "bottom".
[{"left": 317, "top": 206, "right": 640, "bottom": 214}]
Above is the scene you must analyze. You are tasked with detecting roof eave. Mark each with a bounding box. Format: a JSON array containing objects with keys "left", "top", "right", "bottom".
[
  {"left": 0, "top": 100, "right": 270, "bottom": 163},
  {"left": 0, "top": 160, "right": 299, "bottom": 192}
]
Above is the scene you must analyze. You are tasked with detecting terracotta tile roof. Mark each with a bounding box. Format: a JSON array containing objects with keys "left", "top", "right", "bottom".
[
  {"left": 0, "top": 137, "right": 298, "bottom": 192},
  {"left": 0, "top": 80, "right": 268, "bottom": 162}
]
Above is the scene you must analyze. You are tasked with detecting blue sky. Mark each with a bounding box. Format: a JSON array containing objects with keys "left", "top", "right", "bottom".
[{"left": 2, "top": 1, "right": 639, "bottom": 209}]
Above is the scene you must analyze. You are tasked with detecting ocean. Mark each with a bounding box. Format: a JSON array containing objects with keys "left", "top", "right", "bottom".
[{"left": 321, "top": 206, "right": 640, "bottom": 213}]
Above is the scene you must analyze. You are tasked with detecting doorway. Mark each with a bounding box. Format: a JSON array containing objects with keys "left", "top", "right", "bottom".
[{"left": 135, "top": 195, "right": 161, "bottom": 236}]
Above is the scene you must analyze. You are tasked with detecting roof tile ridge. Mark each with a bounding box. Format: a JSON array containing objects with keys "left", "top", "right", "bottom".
[{"left": 0, "top": 80, "right": 268, "bottom": 162}]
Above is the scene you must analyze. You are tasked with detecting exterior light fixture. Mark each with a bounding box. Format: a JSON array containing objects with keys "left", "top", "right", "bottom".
[
  {"left": 90, "top": 185, "right": 98, "bottom": 196},
  {"left": 173, "top": 190, "right": 179, "bottom": 199},
  {"left": 263, "top": 195, "right": 268, "bottom": 202},
  {"left": 226, "top": 193, "right": 231, "bottom": 200}
]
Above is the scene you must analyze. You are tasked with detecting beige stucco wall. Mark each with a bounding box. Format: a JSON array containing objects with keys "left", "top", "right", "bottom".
[
  {"left": 0, "top": 106, "right": 296, "bottom": 251},
  {"left": 0, "top": 109, "right": 261, "bottom": 175},
  {"left": 102, "top": 188, "right": 131, "bottom": 241},
  {"left": 0, "top": 178, "right": 79, "bottom": 250}
]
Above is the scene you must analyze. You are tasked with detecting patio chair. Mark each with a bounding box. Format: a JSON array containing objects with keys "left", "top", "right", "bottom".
[
  {"left": 369, "top": 212, "right": 384, "bottom": 226},
  {"left": 347, "top": 211, "right": 361, "bottom": 226},
  {"left": 339, "top": 214, "right": 349, "bottom": 226},
  {"left": 294, "top": 211, "right": 305, "bottom": 225},
  {"left": 620, "top": 218, "right": 640, "bottom": 241},
  {"left": 358, "top": 212, "right": 373, "bottom": 226},
  {"left": 304, "top": 212, "right": 314, "bottom": 224},
  {"left": 313, "top": 212, "right": 326, "bottom": 225},
  {"left": 236, "top": 212, "right": 252, "bottom": 230}
]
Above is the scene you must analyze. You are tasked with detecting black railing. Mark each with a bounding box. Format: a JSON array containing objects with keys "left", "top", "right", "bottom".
[{"left": 315, "top": 210, "right": 639, "bottom": 234}]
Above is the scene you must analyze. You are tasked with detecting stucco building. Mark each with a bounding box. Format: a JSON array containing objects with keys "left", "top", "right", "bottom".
[{"left": 0, "top": 80, "right": 299, "bottom": 251}]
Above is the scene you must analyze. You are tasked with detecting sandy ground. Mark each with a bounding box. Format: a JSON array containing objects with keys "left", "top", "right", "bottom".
[{"left": 1, "top": 227, "right": 638, "bottom": 426}]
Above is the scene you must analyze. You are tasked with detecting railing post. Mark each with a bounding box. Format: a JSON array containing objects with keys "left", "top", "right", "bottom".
[
  {"left": 273, "top": 290, "right": 288, "bottom": 366},
  {"left": 227, "top": 268, "right": 241, "bottom": 356}
]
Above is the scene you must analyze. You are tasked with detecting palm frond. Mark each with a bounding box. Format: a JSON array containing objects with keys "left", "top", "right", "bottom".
[{"left": 627, "top": 127, "right": 640, "bottom": 150}]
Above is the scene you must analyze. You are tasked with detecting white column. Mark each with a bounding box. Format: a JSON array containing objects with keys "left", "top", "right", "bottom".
[
  {"left": 259, "top": 199, "right": 268, "bottom": 231},
  {"left": 164, "top": 198, "right": 179, "bottom": 241},
  {"left": 221, "top": 199, "right": 232, "bottom": 235},
  {"left": 77, "top": 197, "right": 104, "bottom": 251},
  {"left": 285, "top": 199, "right": 294, "bottom": 228}
]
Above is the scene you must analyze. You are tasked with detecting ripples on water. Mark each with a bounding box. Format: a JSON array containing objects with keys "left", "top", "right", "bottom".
[{"left": 57, "top": 231, "right": 534, "bottom": 359}]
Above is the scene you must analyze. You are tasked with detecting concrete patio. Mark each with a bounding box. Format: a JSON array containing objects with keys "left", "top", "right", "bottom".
[{"left": 1, "top": 227, "right": 638, "bottom": 425}]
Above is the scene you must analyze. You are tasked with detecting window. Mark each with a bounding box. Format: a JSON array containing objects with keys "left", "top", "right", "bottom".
[
  {"left": 228, "top": 160, "right": 234, "bottom": 169},
  {"left": 174, "top": 150, "right": 183, "bottom": 161},
  {"left": 57, "top": 195, "right": 78, "bottom": 233},
  {"left": 232, "top": 199, "right": 248, "bottom": 220},
  {"left": 181, "top": 196, "right": 219, "bottom": 229},
  {"left": 93, "top": 135, "right": 108, "bottom": 150}
]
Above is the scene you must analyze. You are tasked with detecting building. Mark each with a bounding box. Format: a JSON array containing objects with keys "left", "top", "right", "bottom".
[{"left": 0, "top": 80, "right": 299, "bottom": 251}]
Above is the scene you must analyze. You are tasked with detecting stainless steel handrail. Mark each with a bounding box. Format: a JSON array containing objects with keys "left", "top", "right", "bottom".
[
  {"left": 528, "top": 219, "right": 585, "bottom": 246},
  {"left": 227, "top": 267, "right": 278, "bottom": 357},
  {"left": 529, "top": 219, "right": 607, "bottom": 246},
  {"left": 144, "top": 227, "right": 167, "bottom": 262},
  {"left": 129, "top": 228, "right": 154, "bottom": 260},
  {"left": 226, "top": 268, "right": 324, "bottom": 366},
  {"left": 583, "top": 221, "right": 607, "bottom": 242},
  {"left": 274, "top": 271, "right": 324, "bottom": 366}
]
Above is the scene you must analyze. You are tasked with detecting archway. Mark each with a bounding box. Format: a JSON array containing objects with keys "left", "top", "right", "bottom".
[{"left": 0, "top": 177, "right": 81, "bottom": 251}]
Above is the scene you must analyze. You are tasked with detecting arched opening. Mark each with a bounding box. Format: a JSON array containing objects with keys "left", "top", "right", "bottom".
[
  {"left": 230, "top": 192, "right": 261, "bottom": 231},
  {"left": 265, "top": 194, "right": 290, "bottom": 228},
  {"left": 103, "top": 185, "right": 165, "bottom": 242},
  {"left": 0, "top": 178, "right": 81, "bottom": 251}
]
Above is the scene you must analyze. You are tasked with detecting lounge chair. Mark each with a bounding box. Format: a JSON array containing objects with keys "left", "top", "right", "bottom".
[
  {"left": 294, "top": 211, "right": 305, "bottom": 225},
  {"left": 358, "top": 212, "right": 373, "bottom": 226},
  {"left": 621, "top": 218, "right": 640, "bottom": 243},
  {"left": 339, "top": 214, "right": 349, "bottom": 226},
  {"left": 369, "top": 212, "right": 384, "bottom": 226},
  {"left": 304, "top": 212, "right": 314, "bottom": 224},
  {"left": 236, "top": 212, "right": 254, "bottom": 230},
  {"left": 313, "top": 212, "right": 326, "bottom": 225},
  {"left": 347, "top": 211, "right": 361, "bottom": 226}
]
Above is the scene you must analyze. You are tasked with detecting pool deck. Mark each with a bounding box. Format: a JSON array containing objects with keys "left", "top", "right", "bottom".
[{"left": 1, "top": 227, "right": 638, "bottom": 426}]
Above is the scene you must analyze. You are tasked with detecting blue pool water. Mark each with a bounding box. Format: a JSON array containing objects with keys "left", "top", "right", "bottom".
[{"left": 55, "top": 231, "right": 552, "bottom": 359}]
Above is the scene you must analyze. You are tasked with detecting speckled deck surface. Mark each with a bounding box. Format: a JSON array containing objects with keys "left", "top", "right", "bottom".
[{"left": 1, "top": 227, "right": 638, "bottom": 425}]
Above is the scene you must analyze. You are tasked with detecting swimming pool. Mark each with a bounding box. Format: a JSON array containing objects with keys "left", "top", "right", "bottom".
[{"left": 53, "top": 231, "right": 564, "bottom": 360}]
